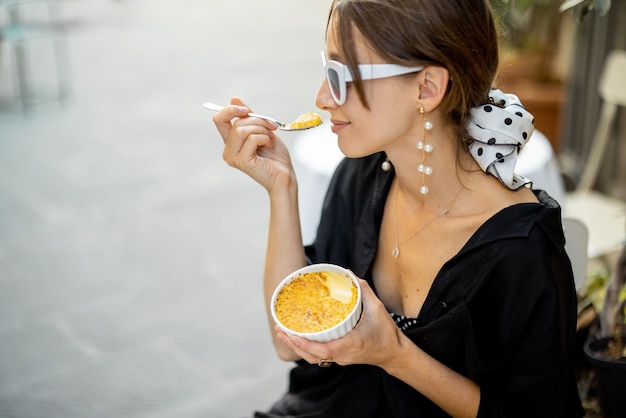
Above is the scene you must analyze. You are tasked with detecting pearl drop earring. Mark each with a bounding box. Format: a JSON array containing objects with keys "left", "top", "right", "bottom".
[{"left": 417, "top": 107, "right": 433, "bottom": 194}]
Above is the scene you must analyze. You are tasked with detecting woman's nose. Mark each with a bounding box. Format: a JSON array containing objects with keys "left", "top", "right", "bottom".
[{"left": 316, "top": 80, "right": 337, "bottom": 111}]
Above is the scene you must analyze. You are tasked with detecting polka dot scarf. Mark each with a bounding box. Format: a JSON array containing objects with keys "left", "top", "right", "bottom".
[{"left": 467, "top": 88, "right": 535, "bottom": 190}]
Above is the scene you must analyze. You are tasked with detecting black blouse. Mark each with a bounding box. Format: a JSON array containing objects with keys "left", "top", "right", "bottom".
[{"left": 257, "top": 152, "right": 583, "bottom": 418}]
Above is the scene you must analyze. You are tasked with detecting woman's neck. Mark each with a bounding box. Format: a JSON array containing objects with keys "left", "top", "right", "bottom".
[{"left": 385, "top": 131, "right": 475, "bottom": 211}]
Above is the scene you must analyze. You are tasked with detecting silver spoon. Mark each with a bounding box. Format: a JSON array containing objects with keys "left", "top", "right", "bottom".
[{"left": 203, "top": 102, "right": 322, "bottom": 131}]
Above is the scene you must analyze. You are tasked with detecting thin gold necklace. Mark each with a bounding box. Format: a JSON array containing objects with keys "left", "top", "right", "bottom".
[{"left": 391, "top": 183, "right": 463, "bottom": 258}]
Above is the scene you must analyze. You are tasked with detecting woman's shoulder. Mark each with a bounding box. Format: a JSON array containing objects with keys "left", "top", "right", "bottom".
[
  {"left": 464, "top": 172, "right": 560, "bottom": 227},
  {"left": 453, "top": 174, "right": 540, "bottom": 231},
  {"left": 458, "top": 175, "right": 564, "bottom": 255},
  {"left": 478, "top": 172, "right": 539, "bottom": 207}
]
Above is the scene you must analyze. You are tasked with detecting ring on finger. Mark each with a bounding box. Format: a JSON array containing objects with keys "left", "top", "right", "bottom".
[{"left": 318, "top": 358, "right": 334, "bottom": 367}]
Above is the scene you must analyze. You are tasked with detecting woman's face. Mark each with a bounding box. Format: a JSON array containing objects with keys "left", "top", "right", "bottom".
[{"left": 316, "top": 21, "right": 422, "bottom": 158}]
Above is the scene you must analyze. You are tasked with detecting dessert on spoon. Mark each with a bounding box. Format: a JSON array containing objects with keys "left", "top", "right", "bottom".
[{"left": 203, "top": 102, "right": 323, "bottom": 131}]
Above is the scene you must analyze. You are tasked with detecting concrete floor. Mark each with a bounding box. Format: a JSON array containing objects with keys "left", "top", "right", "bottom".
[{"left": 0, "top": 0, "right": 332, "bottom": 416}]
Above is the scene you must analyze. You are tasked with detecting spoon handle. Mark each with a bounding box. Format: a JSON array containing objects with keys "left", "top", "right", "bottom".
[
  {"left": 203, "top": 102, "right": 282, "bottom": 126},
  {"left": 203, "top": 102, "right": 224, "bottom": 112},
  {"left": 202, "top": 102, "right": 323, "bottom": 131}
]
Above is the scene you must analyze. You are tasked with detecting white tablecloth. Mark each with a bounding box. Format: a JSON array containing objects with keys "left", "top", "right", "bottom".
[{"left": 293, "top": 124, "right": 565, "bottom": 244}]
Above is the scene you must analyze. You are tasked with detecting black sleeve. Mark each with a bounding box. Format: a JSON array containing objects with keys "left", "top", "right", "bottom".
[{"left": 469, "top": 225, "right": 583, "bottom": 418}]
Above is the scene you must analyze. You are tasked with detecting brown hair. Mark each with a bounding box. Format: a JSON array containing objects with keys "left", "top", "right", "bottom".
[{"left": 327, "top": 0, "right": 499, "bottom": 146}]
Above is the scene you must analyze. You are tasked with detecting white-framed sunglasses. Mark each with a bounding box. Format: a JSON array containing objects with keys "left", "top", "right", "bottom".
[{"left": 321, "top": 51, "right": 424, "bottom": 105}]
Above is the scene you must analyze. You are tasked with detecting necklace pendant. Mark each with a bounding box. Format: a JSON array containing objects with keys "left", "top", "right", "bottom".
[{"left": 392, "top": 246, "right": 400, "bottom": 258}]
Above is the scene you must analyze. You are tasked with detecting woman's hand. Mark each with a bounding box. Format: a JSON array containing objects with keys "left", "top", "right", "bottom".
[
  {"left": 215, "top": 98, "right": 306, "bottom": 361},
  {"left": 276, "top": 278, "right": 405, "bottom": 369},
  {"left": 213, "top": 97, "right": 295, "bottom": 192},
  {"left": 276, "top": 278, "right": 481, "bottom": 417}
]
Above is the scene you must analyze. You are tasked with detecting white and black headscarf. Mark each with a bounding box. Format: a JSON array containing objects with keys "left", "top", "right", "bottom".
[{"left": 467, "top": 88, "right": 535, "bottom": 190}]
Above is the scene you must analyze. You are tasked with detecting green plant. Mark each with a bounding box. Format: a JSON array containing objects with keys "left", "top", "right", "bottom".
[
  {"left": 492, "top": 0, "right": 561, "bottom": 50},
  {"left": 599, "top": 245, "right": 626, "bottom": 360},
  {"left": 490, "top": 0, "right": 566, "bottom": 83},
  {"left": 608, "top": 280, "right": 626, "bottom": 359},
  {"left": 491, "top": 0, "right": 614, "bottom": 82}
]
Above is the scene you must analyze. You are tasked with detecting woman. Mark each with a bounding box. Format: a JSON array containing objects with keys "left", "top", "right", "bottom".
[{"left": 212, "top": 0, "right": 583, "bottom": 416}]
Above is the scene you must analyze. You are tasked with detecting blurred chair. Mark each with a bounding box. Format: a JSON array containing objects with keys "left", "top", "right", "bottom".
[
  {"left": 0, "top": 0, "right": 69, "bottom": 112},
  {"left": 563, "top": 49, "right": 626, "bottom": 259},
  {"left": 562, "top": 217, "right": 589, "bottom": 292}
]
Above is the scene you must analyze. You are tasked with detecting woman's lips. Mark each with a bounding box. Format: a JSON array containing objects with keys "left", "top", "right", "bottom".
[{"left": 330, "top": 120, "right": 350, "bottom": 134}]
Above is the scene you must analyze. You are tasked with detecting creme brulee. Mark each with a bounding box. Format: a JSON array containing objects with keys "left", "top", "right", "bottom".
[
  {"left": 288, "top": 112, "right": 323, "bottom": 130},
  {"left": 274, "top": 271, "right": 357, "bottom": 333}
]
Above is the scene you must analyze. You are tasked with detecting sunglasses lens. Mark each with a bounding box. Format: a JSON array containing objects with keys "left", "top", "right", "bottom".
[{"left": 327, "top": 68, "right": 342, "bottom": 104}]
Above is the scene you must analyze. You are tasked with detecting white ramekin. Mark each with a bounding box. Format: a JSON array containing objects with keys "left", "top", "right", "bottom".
[{"left": 271, "top": 263, "right": 362, "bottom": 342}]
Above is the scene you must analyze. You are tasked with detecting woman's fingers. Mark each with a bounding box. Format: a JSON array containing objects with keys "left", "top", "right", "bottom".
[
  {"left": 213, "top": 97, "right": 279, "bottom": 172},
  {"left": 222, "top": 123, "right": 276, "bottom": 168},
  {"left": 212, "top": 97, "right": 277, "bottom": 145},
  {"left": 274, "top": 277, "right": 404, "bottom": 368},
  {"left": 223, "top": 135, "right": 274, "bottom": 171},
  {"left": 212, "top": 104, "right": 249, "bottom": 141},
  {"left": 276, "top": 330, "right": 335, "bottom": 365}
]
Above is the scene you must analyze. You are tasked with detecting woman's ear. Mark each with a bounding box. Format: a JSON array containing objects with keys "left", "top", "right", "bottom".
[{"left": 416, "top": 66, "right": 449, "bottom": 112}]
